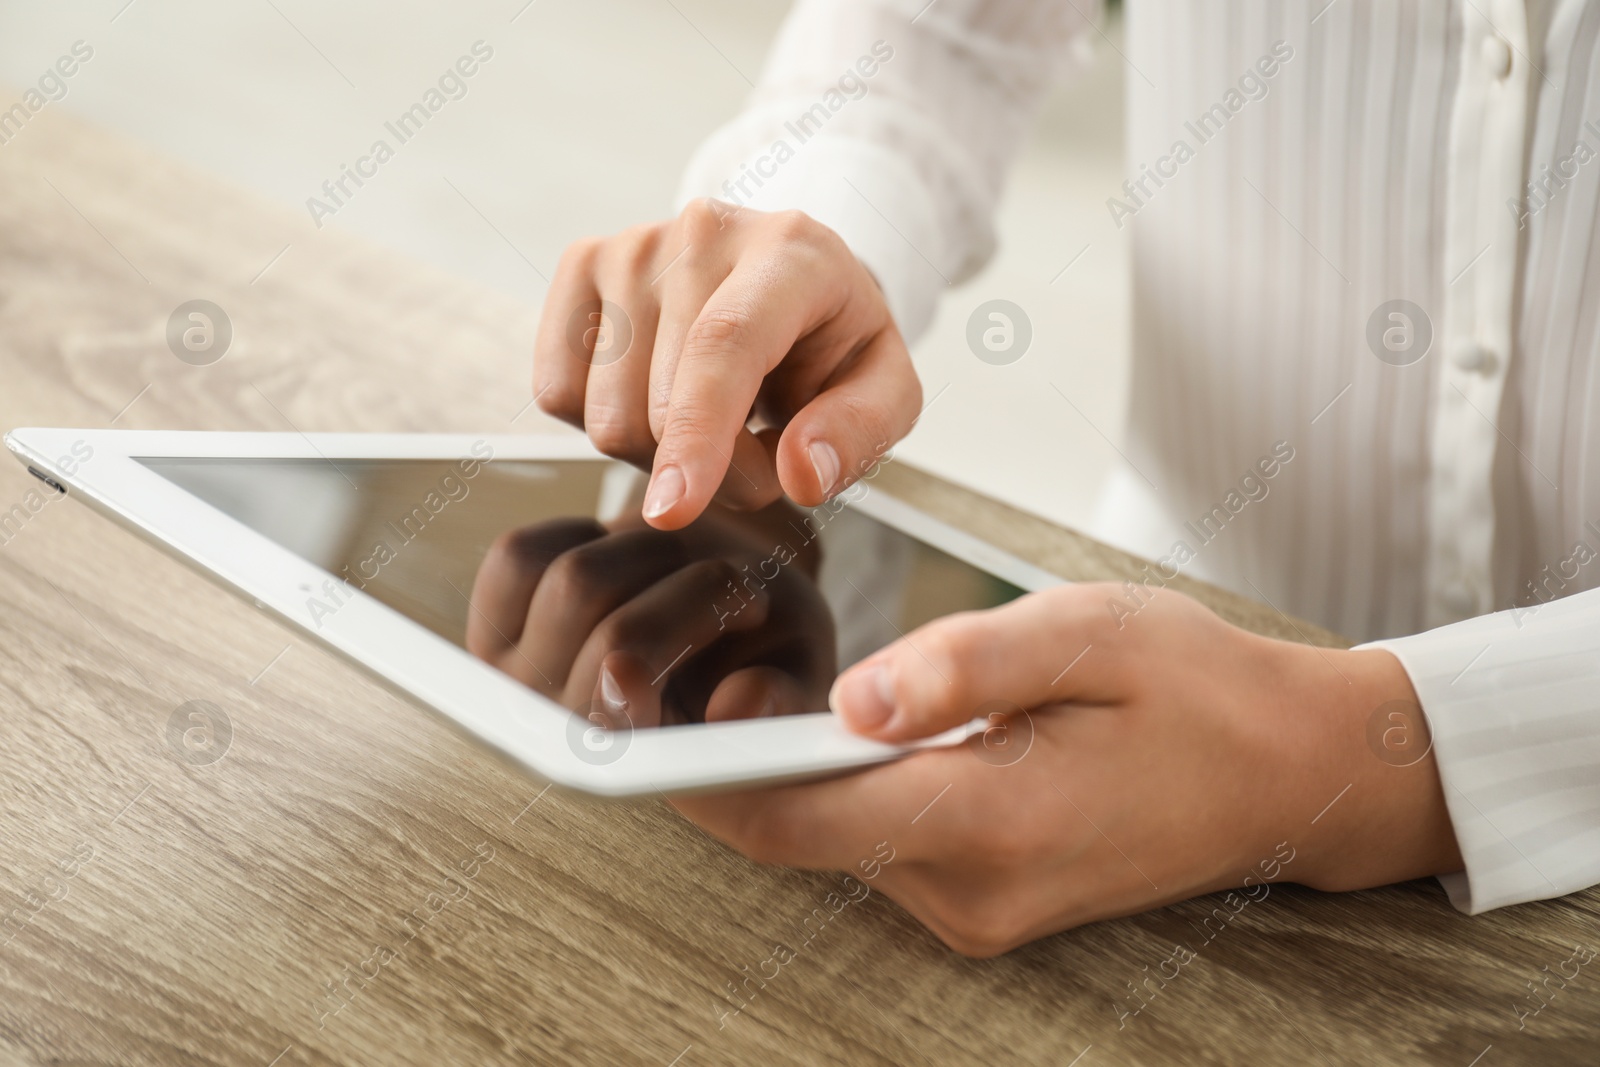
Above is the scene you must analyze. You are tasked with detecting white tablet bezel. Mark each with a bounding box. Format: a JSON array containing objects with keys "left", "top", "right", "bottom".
[{"left": 6, "top": 428, "right": 1064, "bottom": 798}]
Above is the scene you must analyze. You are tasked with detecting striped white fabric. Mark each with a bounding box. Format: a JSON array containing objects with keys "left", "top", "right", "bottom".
[{"left": 678, "top": 0, "right": 1600, "bottom": 913}]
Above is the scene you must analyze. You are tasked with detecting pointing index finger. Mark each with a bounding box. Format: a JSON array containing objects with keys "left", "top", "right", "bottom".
[{"left": 641, "top": 258, "right": 845, "bottom": 529}]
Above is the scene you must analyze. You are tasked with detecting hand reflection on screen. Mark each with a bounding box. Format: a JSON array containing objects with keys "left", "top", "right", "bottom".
[{"left": 465, "top": 499, "right": 837, "bottom": 728}]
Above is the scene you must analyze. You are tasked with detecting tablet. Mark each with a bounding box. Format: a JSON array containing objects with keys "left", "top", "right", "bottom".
[{"left": 5, "top": 429, "right": 1063, "bottom": 797}]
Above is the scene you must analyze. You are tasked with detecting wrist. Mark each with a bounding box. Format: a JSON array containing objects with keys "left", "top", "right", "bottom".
[{"left": 1279, "top": 643, "right": 1463, "bottom": 893}]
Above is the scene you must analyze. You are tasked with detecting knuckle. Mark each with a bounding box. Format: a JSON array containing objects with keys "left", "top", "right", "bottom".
[
  {"left": 680, "top": 197, "right": 736, "bottom": 243},
  {"left": 557, "top": 235, "right": 604, "bottom": 273},
  {"left": 947, "top": 911, "right": 1024, "bottom": 959},
  {"left": 684, "top": 306, "right": 754, "bottom": 357},
  {"left": 910, "top": 616, "right": 982, "bottom": 704},
  {"left": 534, "top": 380, "right": 584, "bottom": 423},
  {"left": 660, "top": 397, "right": 720, "bottom": 447},
  {"left": 602, "top": 223, "right": 661, "bottom": 278},
  {"left": 541, "top": 544, "right": 609, "bottom": 601},
  {"left": 683, "top": 557, "right": 740, "bottom": 591},
  {"left": 668, "top": 239, "right": 713, "bottom": 283},
  {"left": 765, "top": 208, "right": 821, "bottom": 244},
  {"left": 1075, "top": 583, "right": 1137, "bottom": 643},
  {"left": 927, "top": 890, "right": 1028, "bottom": 959},
  {"left": 1089, "top": 605, "right": 1131, "bottom": 647},
  {"left": 584, "top": 407, "right": 647, "bottom": 460},
  {"left": 482, "top": 527, "right": 530, "bottom": 575},
  {"left": 491, "top": 519, "right": 603, "bottom": 576},
  {"left": 593, "top": 612, "right": 643, "bottom": 652},
  {"left": 837, "top": 393, "right": 899, "bottom": 459}
]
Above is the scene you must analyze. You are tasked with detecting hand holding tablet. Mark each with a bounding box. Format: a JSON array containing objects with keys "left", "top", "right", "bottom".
[{"left": 523, "top": 202, "right": 1463, "bottom": 955}]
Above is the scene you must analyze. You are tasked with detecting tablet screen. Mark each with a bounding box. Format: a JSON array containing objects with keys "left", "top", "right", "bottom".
[{"left": 138, "top": 454, "right": 1024, "bottom": 728}]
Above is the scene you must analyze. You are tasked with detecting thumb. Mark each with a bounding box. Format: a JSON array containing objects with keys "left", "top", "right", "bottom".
[{"left": 827, "top": 592, "right": 1106, "bottom": 741}]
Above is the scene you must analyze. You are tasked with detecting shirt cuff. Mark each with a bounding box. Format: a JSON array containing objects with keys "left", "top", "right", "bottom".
[
  {"left": 1357, "top": 588, "right": 1600, "bottom": 914},
  {"left": 676, "top": 116, "right": 949, "bottom": 343}
]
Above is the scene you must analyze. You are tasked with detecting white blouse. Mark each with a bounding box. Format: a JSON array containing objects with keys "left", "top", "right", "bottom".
[{"left": 677, "top": 0, "right": 1600, "bottom": 916}]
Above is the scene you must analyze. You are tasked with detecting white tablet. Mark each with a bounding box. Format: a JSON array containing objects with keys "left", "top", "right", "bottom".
[{"left": 5, "top": 428, "right": 1063, "bottom": 797}]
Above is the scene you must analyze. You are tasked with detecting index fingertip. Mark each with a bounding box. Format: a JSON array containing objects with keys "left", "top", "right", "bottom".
[{"left": 641, "top": 463, "right": 689, "bottom": 527}]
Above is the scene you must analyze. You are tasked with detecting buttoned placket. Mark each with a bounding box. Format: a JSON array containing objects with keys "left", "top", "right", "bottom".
[{"left": 1425, "top": 0, "right": 1532, "bottom": 628}]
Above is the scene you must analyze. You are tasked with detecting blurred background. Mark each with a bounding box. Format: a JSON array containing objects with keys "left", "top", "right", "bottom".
[{"left": 0, "top": 0, "right": 1130, "bottom": 541}]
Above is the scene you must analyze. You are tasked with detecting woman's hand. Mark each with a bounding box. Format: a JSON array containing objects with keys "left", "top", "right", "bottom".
[
  {"left": 673, "top": 583, "right": 1463, "bottom": 956},
  {"left": 533, "top": 201, "right": 921, "bottom": 529},
  {"left": 465, "top": 502, "right": 837, "bottom": 727}
]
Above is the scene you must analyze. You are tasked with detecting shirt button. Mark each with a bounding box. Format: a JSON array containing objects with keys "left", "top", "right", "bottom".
[
  {"left": 1452, "top": 340, "right": 1498, "bottom": 375},
  {"left": 1482, "top": 35, "right": 1513, "bottom": 79},
  {"left": 1441, "top": 580, "right": 1479, "bottom": 617}
]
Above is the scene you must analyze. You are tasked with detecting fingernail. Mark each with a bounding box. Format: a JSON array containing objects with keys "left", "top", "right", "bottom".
[
  {"left": 831, "top": 660, "right": 895, "bottom": 733},
  {"left": 808, "top": 440, "right": 840, "bottom": 498},
  {"left": 600, "top": 664, "right": 628, "bottom": 715},
  {"left": 642, "top": 464, "right": 685, "bottom": 519}
]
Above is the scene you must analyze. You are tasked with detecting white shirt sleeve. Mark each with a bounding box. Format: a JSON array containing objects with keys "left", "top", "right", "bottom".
[
  {"left": 1358, "top": 587, "right": 1600, "bottom": 913},
  {"left": 675, "top": 0, "right": 1101, "bottom": 342}
]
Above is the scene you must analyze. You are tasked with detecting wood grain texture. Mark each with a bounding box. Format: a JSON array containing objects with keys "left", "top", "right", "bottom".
[{"left": 1, "top": 105, "right": 1596, "bottom": 1067}]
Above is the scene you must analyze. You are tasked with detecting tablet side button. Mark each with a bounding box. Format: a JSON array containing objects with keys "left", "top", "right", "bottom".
[{"left": 26, "top": 466, "right": 65, "bottom": 494}]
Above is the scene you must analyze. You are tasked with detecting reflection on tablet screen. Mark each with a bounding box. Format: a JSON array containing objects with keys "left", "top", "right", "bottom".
[{"left": 138, "top": 454, "right": 1024, "bottom": 728}]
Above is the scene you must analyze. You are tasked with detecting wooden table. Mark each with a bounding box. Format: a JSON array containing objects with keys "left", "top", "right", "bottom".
[{"left": 1, "top": 106, "right": 1596, "bottom": 1067}]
